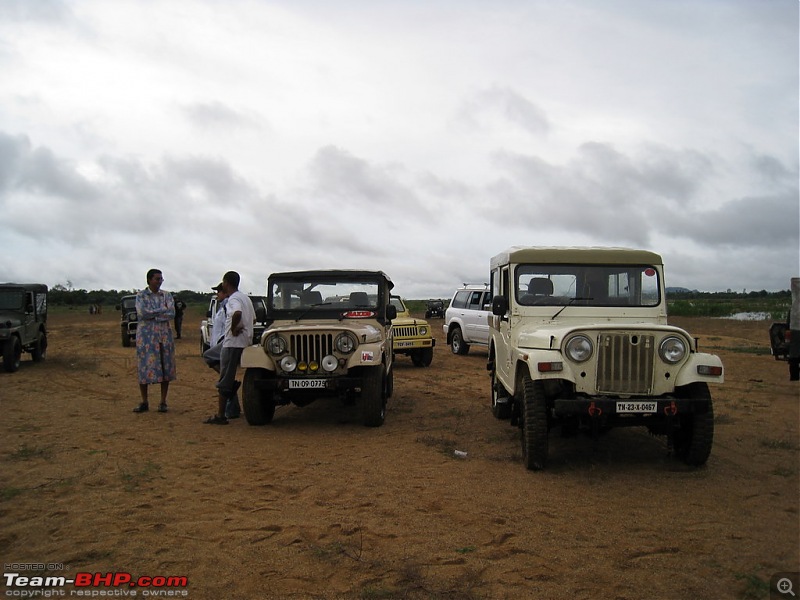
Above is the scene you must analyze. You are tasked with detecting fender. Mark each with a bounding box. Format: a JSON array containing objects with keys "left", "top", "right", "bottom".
[
  {"left": 674, "top": 352, "right": 725, "bottom": 386},
  {"left": 508, "top": 349, "right": 573, "bottom": 395}
]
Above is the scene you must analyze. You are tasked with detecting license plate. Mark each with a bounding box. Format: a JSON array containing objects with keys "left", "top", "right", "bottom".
[
  {"left": 616, "top": 401, "right": 657, "bottom": 413},
  {"left": 288, "top": 379, "right": 327, "bottom": 389},
  {"left": 395, "top": 341, "right": 414, "bottom": 348}
]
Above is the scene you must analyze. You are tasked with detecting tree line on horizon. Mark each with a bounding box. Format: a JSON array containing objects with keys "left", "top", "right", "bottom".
[{"left": 45, "top": 285, "right": 792, "bottom": 308}]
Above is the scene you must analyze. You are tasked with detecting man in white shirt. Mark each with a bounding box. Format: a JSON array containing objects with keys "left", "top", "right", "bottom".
[{"left": 204, "top": 271, "right": 255, "bottom": 424}]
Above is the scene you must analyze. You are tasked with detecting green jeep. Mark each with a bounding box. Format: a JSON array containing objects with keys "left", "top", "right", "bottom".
[{"left": 0, "top": 283, "right": 48, "bottom": 372}]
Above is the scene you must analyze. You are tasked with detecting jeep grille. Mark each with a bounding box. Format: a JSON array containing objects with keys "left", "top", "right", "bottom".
[
  {"left": 289, "top": 333, "right": 334, "bottom": 364},
  {"left": 393, "top": 325, "right": 419, "bottom": 338},
  {"left": 596, "top": 333, "right": 655, "bottom": 394}
]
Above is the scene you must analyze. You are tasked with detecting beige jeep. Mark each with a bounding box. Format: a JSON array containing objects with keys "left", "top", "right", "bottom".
[
  {"left": 241, "top": 270, "right": 396, "bottom": 427},
  {"left": 390, "top": 295, "right": 435, "bottom": 367},
  {"left": 487, "top": 247, "right": 724, "bottom": 470}
]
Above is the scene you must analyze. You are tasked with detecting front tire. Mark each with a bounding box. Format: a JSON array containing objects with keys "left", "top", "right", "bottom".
[
  {"left": 411, "top": 348, "right": 433, "bottom": 367},
  {"left": 450, "top": 327, "right": 469, "bottom": 355},
  {"left": 3, "top": 337, "right": 22, "bottom": 373},
  {"left": 122, "top": 329, "right": 131, "bottom": 348},
  {"left": 520, "top": 373, "right": 548, "bottom": 470},
  {"left": 672, "top": 382, "right": 714, "bottom": 466},
  {"left": 362, "top": 365, "right": 386, "bottom": 427},
  {"left": 242, "top": 368, "right": 276, "bottom": 425}
]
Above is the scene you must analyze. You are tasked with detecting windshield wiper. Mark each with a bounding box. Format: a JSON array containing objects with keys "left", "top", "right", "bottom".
[
  {"left": 551, "top": 297, "right": 591, "bottom": 320},
  {"left": 295, "top": 302, "right": 332, "bottom": 321}
]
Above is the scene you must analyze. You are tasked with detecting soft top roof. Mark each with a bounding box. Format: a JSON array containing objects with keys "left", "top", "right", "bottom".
[
  {"left": 0, "top": 283, "right": 49, "bottom": 293},
  {"left": 268, "top": 270, "right": 394, "bottom": 290},
  {"left": 490, "top": 247, "right": 663, "bottom": 270}
]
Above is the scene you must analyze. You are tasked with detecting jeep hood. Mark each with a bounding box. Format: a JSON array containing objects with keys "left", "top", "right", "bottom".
[
  {"left": 515, "top": 321, "right": 693, "bottom": 351},
  {"left": 267, "top": 320, "right": 386, "bottom": 343},
  {"left": 0, "top": 313, "right": 23, "bottom": 328}
]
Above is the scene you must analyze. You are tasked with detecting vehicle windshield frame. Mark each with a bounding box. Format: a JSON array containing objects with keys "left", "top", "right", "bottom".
[
  {"left": 268, "top": 274, "right": 385, "bottom": 317},
  {"left": 514, "top": 263, "right": 661, "bottom": 307}
]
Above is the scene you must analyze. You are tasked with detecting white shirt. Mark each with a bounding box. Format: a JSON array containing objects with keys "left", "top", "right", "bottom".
[
  {"left": 223, "top": 290, "right": 255, "bottom": 348},
  {"left": 210, "top": 298, "right": 227, "bottom": 345}
]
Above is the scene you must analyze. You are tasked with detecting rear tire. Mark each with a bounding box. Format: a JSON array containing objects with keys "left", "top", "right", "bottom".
[
  {"left": 450, "top": 327, "right": 469, "bottom": 355},
  {"left": 243, "top": 368, "right": 276, "bottom": 425},
  {"left": 672, "top": 382, "right": 714, "bottom": 466},
  {"left": 490, "top": 365, "right": 511, "bottom": 419},
  {"left": 520, "top": 373, "right": 548, "bottom": 470},
  {"left": 362, "top": 365, "right": 386, "bottom": 427},
  {"left": 31, "top": 331, "right": 47, "bottom": 362},
  {"left": 3, "top": 337, "right": 22, "bottom": 373}
]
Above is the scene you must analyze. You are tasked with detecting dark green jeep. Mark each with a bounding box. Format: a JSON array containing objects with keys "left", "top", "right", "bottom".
[{"left": 0, "top": 283, "right": 48, "bottom": 372}]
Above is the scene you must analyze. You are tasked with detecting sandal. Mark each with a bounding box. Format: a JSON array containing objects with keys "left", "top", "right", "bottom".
[
  {"left": 133, "top": 402, "right": 149, "bottom": 413},
  {"left": 157, "top": 403, "right": 168, "bottom": 413},
  {"left": 203, "top": 415, "right": 228, "bottom": 425}
]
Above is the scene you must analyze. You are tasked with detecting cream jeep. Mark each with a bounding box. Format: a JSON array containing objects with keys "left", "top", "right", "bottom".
[
  {"left": 488, "top": 247, "right": 724, "bottom": 470},
  {"left": 241, "top": 270, "right": 396, "bottom": 427},
  {"left": 390, "top": 295, "right": 435, "bottom": 367}
]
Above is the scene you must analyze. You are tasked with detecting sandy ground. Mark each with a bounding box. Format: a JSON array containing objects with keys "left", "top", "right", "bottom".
[{"left": 1, "top": 307, "right": 798, "bottom": 600}]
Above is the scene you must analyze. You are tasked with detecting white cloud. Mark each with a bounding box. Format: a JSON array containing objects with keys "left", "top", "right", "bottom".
[{"left": 0, "top": 0, "right": 797, "bottom": 298}]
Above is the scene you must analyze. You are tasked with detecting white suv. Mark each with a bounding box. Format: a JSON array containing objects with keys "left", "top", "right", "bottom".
[{"left": 443, "top": 283, "right": 491, "bottom": 355}]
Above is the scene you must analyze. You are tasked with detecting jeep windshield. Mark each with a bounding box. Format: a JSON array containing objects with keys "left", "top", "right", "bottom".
[
  {"left": 269, "top": 277, "right": 380, "bottom": 316},
  {"left": 0, "top": 290, "right": 25, "bottom": 310},
  {"left": 515, "top": 264, "right": 660, "bottom": 307}
]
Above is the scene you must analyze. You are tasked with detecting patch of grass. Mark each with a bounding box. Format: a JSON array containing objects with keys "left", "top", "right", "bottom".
[
  {"left": 119, "top": 460, "right": 161, "bottom": 491},
  {"left": 9, "top": 443, "right": 53, "bottom": 461},
  {"left": 359, "top": 586, "right": 397, "bottom": 600},
  {"left": 712, "top": 345, "right": 771, "bottom": 356},
  {"left": 416, "top": 435, "right": 457, "bottom": 456},
  {"left": 455, "top": 546, "right": 477, "bottom": 554},
  {"left": 771, "top": 466, "right": 796, "bottom": 477},
  {"left": 735, "top": 572, "right": 770, "bottom": 599},
  {"left": 760, "top": 438, "right": 796, "bottom": 451},
  {"left": 0, "top": 486, "right": 24, "bottom": 501}
]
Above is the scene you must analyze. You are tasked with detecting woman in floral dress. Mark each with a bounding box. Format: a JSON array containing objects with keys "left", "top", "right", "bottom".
[{"left": 133, "top": 269, "right": 176, "bottom": 413}]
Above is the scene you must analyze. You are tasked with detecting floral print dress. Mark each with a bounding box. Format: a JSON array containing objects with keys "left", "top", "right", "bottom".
[{"left": 135, "top": 288, "right": 177, "bottom": 384}]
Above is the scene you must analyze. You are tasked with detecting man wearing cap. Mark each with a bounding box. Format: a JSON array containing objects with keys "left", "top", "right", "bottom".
[
  {"left": 204, "top": 270, "right": 255, "bottom": 424},
  {"left": 202, "top": 282, "right": 240, "bottom": 418}
]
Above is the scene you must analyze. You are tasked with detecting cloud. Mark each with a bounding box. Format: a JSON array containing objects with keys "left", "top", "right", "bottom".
[
  {"left": 458, "top": 86, "right": 551, "bottom": 137},
  {"left": 179, "top": 100, "right": 265, "bottom": 132}
]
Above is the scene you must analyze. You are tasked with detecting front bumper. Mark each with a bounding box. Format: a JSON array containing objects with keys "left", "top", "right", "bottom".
[
  {"left": 255, "top": 376, "right": 364, "bottom": 393},
  {"left": 553, "top": 397, "right": 711, "bottom": 422}
]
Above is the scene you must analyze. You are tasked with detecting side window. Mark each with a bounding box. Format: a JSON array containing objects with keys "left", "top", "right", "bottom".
[
  {"left": 451, "top": 291, "right": 469, "bottom": 309},
  {"left": 480, "top": 292, "right": 491, "bottom": 309},
  {"left": 468, "top": 291, "right": 483, "bottom": 309}
]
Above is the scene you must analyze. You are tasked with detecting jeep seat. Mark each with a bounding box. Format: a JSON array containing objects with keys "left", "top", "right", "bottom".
[{"left": 521, "top": 278, "right": 553, "bottom": 305}]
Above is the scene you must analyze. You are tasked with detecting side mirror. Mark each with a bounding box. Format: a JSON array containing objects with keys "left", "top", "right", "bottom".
[
  {"left": 492, "top": 295, "right": 508, "bottom": 316},
  {"left": 386, "top": 304, "right": 397, "bottom": 321}
]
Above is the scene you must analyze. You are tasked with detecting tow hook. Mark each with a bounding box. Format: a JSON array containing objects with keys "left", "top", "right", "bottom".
[
  {"left": 664, "top": 401, "right": 678, "bottom": 416},
  {"left": 588, "top": 401, "right": 602, "bottom": 417}
]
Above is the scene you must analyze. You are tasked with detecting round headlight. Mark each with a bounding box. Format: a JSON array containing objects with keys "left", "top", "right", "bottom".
[
  {"left": 322, "top": 355, "right": 339, "bottom": 372},
  {"left": 335, "top": 333, "right": 356, "bottom": 354},
  {"left": 419, "top": 326, "right": 428, "bottom": 336},
  {"left": 565, "top": 335, "right": 593, "bottom": 362},
  {"left": 280, "top": 356, "right": 297, "bottom": 372},
  {"left": 266, "top": 335, "right": 287, "bottom": 355},
  {"left": 659, "top": 336, "right": 687, "bottom": 364}
]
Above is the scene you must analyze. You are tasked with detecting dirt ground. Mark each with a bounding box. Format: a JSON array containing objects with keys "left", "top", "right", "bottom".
[{"left": 1, "top": 307, "right": 798, "bottom": 600}]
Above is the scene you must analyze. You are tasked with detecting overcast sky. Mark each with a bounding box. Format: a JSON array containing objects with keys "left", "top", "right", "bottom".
[{"left": 0, "top": 0, "right": 797, "bottom": 298}]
